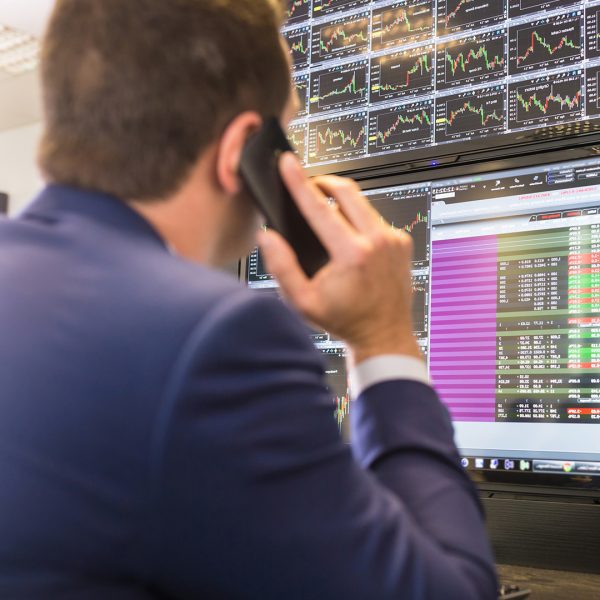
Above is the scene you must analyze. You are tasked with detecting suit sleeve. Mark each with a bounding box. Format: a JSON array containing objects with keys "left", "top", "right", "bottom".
[{"left": 147, "top": 293, "right": 498, "bottom": 600}]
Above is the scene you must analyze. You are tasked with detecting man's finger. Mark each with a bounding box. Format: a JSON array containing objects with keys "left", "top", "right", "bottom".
[
  {"left": 257, "top": 228, "right": 310, "bottom": 306},
  {"left": 279, "top": 153, "right": 359, "bottom": 258},
  {"left": 314, "top": 176, "right": 383, "bottom": 236}
]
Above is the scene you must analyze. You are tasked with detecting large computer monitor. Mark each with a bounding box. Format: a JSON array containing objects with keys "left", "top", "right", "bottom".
[
  {"left": 246, "top": 154, "right": 600, "bottom": 493},
  {"left": 285, "top": 0, "right": 600, "bottom": 177}
]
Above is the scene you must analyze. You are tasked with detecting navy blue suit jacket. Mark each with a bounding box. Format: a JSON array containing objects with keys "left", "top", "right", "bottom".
[{"left": 0, "top": 185, "right": 497, "bottom": 599}]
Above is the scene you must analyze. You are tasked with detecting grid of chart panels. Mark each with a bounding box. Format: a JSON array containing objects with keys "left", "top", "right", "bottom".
[{"left": 284, "top": 0, "right": 600, "bottom": 167}]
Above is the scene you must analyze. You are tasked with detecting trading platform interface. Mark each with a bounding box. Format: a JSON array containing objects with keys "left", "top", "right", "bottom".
[
  {"left": 247, "top": 155, "right": 600, "bottom": 466},
  {"left": 430, "top": 159, "right": 600, "bottom": 426},
  {"left": 430, "top": 156, "right": 600, "bottom": 469},
  {"left": 284, "top": 0, "right": 597, "bottom": 168}
]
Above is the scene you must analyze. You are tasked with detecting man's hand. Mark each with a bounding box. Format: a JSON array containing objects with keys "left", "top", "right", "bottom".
[{"left": 257, "top": 152, "right": 422, "bottom": 365}]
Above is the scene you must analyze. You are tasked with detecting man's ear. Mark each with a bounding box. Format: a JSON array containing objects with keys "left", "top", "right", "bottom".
[{"left": 216, "top": 111, "right": 263, "bottom": 195}]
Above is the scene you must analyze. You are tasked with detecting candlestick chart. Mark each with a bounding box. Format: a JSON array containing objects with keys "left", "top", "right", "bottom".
[
  {"left": 368, "top": 188, "right": 430, "bottom": 263},
  {"left": 370, "top": 46, "right": 434, "bottom": 103},
  {"left": 368, "top": 101, "right": 434, "bottom": 153},
  {"left": 585, "top": 66, "right": 600, "bottom": 117},
  {"left": 312, "top": 13, "right": 370, "bottom": 63},
  {"left": 436, "top": 87, "right": 505, "bottom": 142},
  {"left": 323, "top": 349, "right": 351, "bottom": 439},
  {"left": 293, "top": 74, "right": 309, "bottom": 118},
  {"left": 309, "top": 114, "right": 367, "bottom": 163},
  {"left": 310, "top": 61, "right": 368, "bottom": 114},
  {"left": 510, "top": 73, "right": 583, "bottom": 126},
  {"left": 371, "top": 0, "right": 434, "bottom": 51},
  {"left": 316, "top": 121, "right": 366, "bottom": 150},
  {"left": 508, "top": 0, "right": 566, "bottom": 19},
  {"left": 312, "top": 0, "right": 370, "bottom": 17},
  {"left": 510, "top": 14, "right": 582, "bottom": 74},
  {"left": 584, "top": 6, "right": 600, "bottom": 60},
  {"left": 288, "top": 125, "right": 307, "bottom": 164},
  {"left": 411, "top": 273, "right": 430, "bottom": 336},
  {"left": 334, "top": 393, "right": 351, "bottom": 431},
  {"left": 284, "top": 26, "right": 310, "bottom": 69},
  {"left": 437, "top": 31, "right": 506, "bottom": 89},
  {"left": 281, "top": 0, "right": 600, "bottom": 167},
  {"left": 438, "top": 0, "right": 505, "bottom": 34},
  {"left": 285, "top": 0, "right": 310, "bottom": 24}
]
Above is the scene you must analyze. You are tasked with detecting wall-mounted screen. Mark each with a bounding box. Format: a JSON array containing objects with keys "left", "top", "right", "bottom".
[{"left": 284, "top": 0, "right": 600, "bottom": 174}]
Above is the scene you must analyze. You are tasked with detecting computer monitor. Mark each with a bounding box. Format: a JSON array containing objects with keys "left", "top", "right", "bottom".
[
  {"left": 284, "top": 0, "right": 600, "bottom": 177},
  {"left": 258, "top": 0, "right": 600, "bottom": 573},
  {"left": 245, "top": 153, "right": 600, "bottom": 491}
]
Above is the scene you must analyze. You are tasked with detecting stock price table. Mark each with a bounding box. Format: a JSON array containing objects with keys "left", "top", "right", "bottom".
[
  {"left": 496, "top": 226, "right": 600, "bottom": 423},
  {"left": 430, "top": 222, "right": 600, "bottom": 423}
]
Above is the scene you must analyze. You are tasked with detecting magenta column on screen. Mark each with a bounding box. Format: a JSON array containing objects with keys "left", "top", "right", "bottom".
[{"left": 429, "top": 235, "right": 498, "bottom": 423}]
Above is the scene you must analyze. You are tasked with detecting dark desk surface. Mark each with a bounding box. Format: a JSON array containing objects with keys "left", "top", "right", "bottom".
[{"left": 498, "top": 564, "right": 600, "bottom": 600}]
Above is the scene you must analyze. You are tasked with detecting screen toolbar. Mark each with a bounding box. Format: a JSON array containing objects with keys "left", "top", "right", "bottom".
[{"left": 284, "top": 0, "right": 600, "bottom": 169}]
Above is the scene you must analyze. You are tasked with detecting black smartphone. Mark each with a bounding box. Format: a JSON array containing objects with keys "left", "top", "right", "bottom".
[{"left": 239, "top": 118, "right": 329, "bottom": 277}]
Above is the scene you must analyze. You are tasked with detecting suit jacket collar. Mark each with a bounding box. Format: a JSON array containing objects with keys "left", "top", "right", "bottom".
[{"left": 20, "top": 184, "right": 167, "bottom": 250}]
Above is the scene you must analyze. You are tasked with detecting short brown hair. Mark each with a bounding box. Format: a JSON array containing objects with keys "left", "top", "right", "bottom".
[{"left": 38, "top": 0, "right": 290, "bottom": 201}]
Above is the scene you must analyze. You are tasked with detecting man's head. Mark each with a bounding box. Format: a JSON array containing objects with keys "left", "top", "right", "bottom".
[{"left": 38, "top": 0, "right": 295, "bottom": 265}]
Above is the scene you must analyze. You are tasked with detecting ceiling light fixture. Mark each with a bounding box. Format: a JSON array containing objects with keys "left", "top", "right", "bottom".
[{"left": 0, "top": 24, "right": 39, "bottom": 76}]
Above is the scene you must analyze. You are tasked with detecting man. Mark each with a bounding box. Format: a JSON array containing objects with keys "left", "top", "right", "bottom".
[{"left": 0, "top": 0, "right": 497, "bottom": 598}]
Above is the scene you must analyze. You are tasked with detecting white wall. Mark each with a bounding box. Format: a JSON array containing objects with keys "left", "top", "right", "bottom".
[
  {"left": 0, "top": 0, "right": 55, "bottom": 37},
  {"left": 0, "top": 121, "right": 44, "bottom": 215}
]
